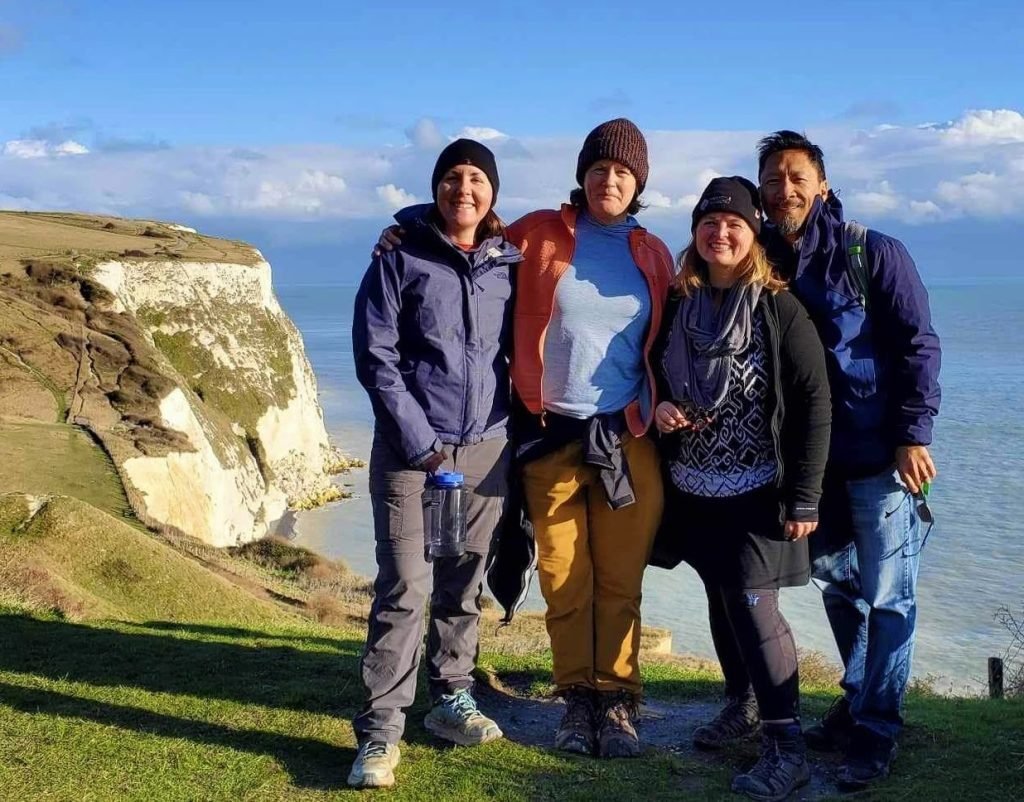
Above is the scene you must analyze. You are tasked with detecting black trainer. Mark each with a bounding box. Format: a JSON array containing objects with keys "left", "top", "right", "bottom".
[
  {"left": 554, "top": 686, "right": 597, "bottom": 755},
  {"left": 804, "top": 695, "right": 855, "bottom": 752},
  {"left": 836, "top": 725, "right": 897, "bottom": 790},
  {"left": 692, "top": 692, "right": 761, "bottom": 750},
  {"left": 731, "top": 721, "right": 810, "bottom": 802}
]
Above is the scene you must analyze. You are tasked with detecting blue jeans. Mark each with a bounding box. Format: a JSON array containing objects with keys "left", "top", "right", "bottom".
[{"left": 811, "top": 467, "right": 925, "bottom": 741}]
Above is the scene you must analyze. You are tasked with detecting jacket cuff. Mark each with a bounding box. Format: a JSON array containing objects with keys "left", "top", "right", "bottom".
[
  {"left": 409, "top": 438, "right": 444, "bottom": 468},
  {"left": 786, "top": 500, "right": 819, "bottom": 523},
  {"left": 894, "top": 419, "right": 934, "bottom": 448}
]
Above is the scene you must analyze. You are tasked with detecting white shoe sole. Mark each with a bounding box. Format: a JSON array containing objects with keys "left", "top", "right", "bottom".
[
  {"left": 423, "top": 715, "right": 503, "bottom": 746},
  {"left": 347, "top": 747, "right": 400, "bottom": 789}
]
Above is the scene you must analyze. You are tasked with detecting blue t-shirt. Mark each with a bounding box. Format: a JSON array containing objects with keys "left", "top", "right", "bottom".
[{"left": 542, "top": 212, "right": 652, "bottom": 418}]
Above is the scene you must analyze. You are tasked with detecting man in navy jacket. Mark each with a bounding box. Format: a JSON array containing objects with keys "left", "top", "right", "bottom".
[{"left": 756, "top": 130, "right": 941, "bottom": 790}]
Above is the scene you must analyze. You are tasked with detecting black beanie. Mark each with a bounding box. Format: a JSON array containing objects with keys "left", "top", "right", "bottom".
[
  {"left": 575, "top": 118, "right": 649, "bottom": 193},
  {"left": 691, "top": 176, "right": 763, "bottom": 234},
  {"left": 430, "top": 139, "right": 499, "bottom": 201}
]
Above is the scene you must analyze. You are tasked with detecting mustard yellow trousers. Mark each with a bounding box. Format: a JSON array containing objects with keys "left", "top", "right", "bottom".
[{"left": 522, "top": 435, "right": 663, "bottom": 695}]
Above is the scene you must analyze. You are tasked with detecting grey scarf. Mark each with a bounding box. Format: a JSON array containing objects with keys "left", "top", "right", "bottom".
[{"left": 663, "top": 282, "right": 762, "bottom": 411}]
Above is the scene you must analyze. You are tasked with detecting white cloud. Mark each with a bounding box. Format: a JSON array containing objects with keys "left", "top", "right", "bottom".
[
  {"left": 939, "top": 109, "right": 1024, "bottom": 146},
  {"left": 54, "top": 140, "right": 90, "bottom": 156},
  {"left": 454, "top": 126, "right": 508, "bottom": 142},
  {"left": 406, "top": 117, "right": 444, "bottom": 149},
  {"left": 376, "top": 184, "right": 418, "bottom": 207},
  {"left": 847, "top": 181, "right": 902, "bottom": 217},
  {"left": 2, "top": 108, "right": 1024, "bottom": 230},
  {"left": 3, "top": 139, "right": 48, "bottom": 159},
  {"left": 3, "top": 138, "right": 89, "bottom": 158}
]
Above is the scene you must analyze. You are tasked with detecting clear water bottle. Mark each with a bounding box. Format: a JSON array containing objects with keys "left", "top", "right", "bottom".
[{"left": 423, "top": 471, "right": 468, "bottom": 558}]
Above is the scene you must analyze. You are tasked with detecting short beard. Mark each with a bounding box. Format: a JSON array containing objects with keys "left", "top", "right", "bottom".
[{"left": 776, "top": 213, "right": 804, "bottom": 237}]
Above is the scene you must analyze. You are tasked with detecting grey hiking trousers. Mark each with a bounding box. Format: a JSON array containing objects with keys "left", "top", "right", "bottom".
[{"left": 352, "top": 432, "right": 510, "bottom": 745}]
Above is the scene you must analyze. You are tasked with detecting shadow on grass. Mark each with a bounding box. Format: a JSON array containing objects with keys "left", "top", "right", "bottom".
[
  {"left": 0, "top": 612, "right": 365, "bottom": 715},
  {"left": 128, "top": 620, "right": 352, "bottom": 650},
  {"left": 0, "top": 681, "right": 354, "bottom": 791}
]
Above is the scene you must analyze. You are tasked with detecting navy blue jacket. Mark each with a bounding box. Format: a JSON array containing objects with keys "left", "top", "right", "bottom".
[
  {"left": 352, "top": 204, "right": 522, "bottom": 467},
  {"left": 764, "top": 193, "right": 941, "bottom": 473}
]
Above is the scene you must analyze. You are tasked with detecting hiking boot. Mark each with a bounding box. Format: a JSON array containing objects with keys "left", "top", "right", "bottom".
[
  {"left": 692, "top": 692, "right": 761, "bottom": 750},
  {"left": 836, "top": 725, "right": 897, "bottom": 790},
  {"left": 596, "top": 690, "right": 641, "bottom": 758},
  {"left": 347, "top": 741, "right": 401, "bottom": 788},
  {"left": 423, "top": 688, "right": 503, "bottom": 745},
  {"left": 804, "top": 695, "right": 854, "bottom": 752},
  {"left": 731, "top": 722, "right": 810, "bottom": 802},
  {"left": 554, "top": 686, "right": 597, "bottom": 755}
]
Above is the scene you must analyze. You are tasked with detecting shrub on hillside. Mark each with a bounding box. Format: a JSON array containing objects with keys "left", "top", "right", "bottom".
[
  {"left": 996, "top": 603, "right": 1024, "bottom": 697},
  {"left": 230, "top": 537, "right": 326, "bottom": 575}
]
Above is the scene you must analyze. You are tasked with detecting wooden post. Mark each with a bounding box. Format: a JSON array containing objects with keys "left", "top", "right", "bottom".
[{"left": 989, "top": 657, "right": 1004, "bottom": 699}]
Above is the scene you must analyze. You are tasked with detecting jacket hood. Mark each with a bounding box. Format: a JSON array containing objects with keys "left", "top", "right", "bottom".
[{"left": 761, "top": 191, "right": 844, "bottom": 274}]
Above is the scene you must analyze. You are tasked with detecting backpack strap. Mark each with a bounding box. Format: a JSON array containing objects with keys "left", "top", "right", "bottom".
[{"left": 842, "top": 220, "right": 871, "bottom": 311}]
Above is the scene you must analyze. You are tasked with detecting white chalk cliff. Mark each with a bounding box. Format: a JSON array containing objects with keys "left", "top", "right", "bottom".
[{"left": 90, "top": 255, "right": 338, "bottom": 547}]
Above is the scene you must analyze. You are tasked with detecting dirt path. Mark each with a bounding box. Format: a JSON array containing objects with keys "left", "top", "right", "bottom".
[{"left": 479, "top": 686, "right": 840, "bottom": 800}]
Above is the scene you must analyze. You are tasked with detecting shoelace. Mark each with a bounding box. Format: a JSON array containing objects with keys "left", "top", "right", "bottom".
[
  {"left": 711, "top": 701, "right": 757, "bottom": 736},
  {"left": 747, "top": 744, "right": 801, "bottom": 792},
  {"left": 446, "top": 691, "right": 483, "bottom": 720},
  {"left": 362, "top": 742, "right": 390, "bottom": 759},
  {"left": 562, "top": 692, "right": 593, "bottom": 728}
]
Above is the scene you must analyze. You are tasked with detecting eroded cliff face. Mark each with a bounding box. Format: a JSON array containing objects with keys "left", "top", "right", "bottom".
[{"left": 0, "top": 212, "right": 340, "bottom": 547}]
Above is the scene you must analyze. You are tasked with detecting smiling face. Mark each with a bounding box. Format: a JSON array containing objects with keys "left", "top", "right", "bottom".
[
  {"left": 759, "top": 149, "right": 829, "bottom": 240},
  {"left": 583, "top": 159, "right": 637, "bottom": 225},
  {"left": 694, "top": 211, "right": 756, "bottom": 272},
  {"left": 435, "top": 164, "right": 494, "bottom": 243}
]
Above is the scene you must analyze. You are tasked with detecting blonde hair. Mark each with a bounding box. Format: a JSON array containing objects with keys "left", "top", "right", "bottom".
[{"left": 674, "top": 235, "right": 786, "bottom": 298}]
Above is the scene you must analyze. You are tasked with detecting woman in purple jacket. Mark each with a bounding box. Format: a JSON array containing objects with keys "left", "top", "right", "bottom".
[{"left": 348, "top": 139, "right": 521, "bottom": 789}]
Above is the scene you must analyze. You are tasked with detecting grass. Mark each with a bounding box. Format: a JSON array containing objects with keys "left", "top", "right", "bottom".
[
  {"left": 0, "top": 609, "right": 1021, "bottom": 801},
  {"left": 0, "top": 494, "right": 289, "bottom": 624},
  {"left": 0, "top": 420, "right": 132, "bottom": 520},
  {"left": 0, "top": 488, "right": 1021, "bottom": 799}
]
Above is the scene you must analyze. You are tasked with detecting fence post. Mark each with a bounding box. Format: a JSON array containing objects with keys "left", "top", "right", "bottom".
[{"left": 989, "top": 657, "right": 1004, "bottom": 699}]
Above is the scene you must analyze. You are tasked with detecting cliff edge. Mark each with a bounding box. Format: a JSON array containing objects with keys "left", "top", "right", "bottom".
[{"left": 0, "top": 211, "right": 341, "bottom": 546}]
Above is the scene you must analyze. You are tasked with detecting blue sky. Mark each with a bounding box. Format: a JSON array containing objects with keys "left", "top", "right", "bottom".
[{"left": 2, "top": 0, "right": 1024, "bottom": 283}]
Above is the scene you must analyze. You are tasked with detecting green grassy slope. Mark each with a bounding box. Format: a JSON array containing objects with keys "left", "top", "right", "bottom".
[
  {"left": 0, "top": 493, "right": 291, "bottom": 625},
  {"left": 0, "top": 611, "right": 1021, "bottom": 802}
]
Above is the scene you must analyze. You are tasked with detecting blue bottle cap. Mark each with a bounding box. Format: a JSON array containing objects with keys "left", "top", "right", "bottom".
[{"left": 431, "top": 471, "right": 464, "bottom": 487}]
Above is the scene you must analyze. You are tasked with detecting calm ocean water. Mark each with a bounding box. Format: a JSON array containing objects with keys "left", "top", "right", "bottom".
[{"left": 279, "top": 281, "right": 1024, "bottom": 694}]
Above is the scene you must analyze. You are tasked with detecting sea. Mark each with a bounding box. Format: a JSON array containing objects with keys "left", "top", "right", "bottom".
[{"left": 278, "top": 281, "right": 1023, "bottom": 695}]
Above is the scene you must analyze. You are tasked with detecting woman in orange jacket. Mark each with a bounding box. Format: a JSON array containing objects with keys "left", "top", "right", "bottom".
[{"left": 374, "top": 118, "right": 674, "bottom": 758}]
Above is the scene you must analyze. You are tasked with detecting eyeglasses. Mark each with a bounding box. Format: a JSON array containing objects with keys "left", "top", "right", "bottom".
[
  {"left": 680, "top": 404, "right": 715, "bottom": 432},
  {"left": 882, "top": 485, "right": 935, "bottom": 559}
]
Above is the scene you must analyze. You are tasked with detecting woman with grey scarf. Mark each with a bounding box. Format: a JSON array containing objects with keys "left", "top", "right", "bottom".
[{"left": 653, "top": 176, "right": 830, "bottom": 802}]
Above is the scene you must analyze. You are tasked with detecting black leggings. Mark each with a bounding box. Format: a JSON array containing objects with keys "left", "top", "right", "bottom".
[{"left": 706, "top": 584, "right": 800, "bottom": 721}]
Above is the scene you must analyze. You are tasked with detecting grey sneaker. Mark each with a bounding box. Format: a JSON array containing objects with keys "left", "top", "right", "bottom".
[
  {"left": 554, "top": 686, "right": 597, "bottom": 755},
  {"left": 423, "top": 688, "right": 503, "bottom": 745},
  {"left": 596, "top": 691, "right": 641, "bottom": 758},
  {"left": 347, "top": 741, "right": 400, "bottom": 789},
  {"left": 731, "top": 722, "right": 809, "bottom": 802},
  {"left": 692, "top": 692, "right": 761, "bottom": 750}
]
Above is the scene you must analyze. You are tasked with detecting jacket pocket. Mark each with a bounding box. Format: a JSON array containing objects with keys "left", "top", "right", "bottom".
[{"left": 824, "top": 288, "right": 878, "bottom": 401}]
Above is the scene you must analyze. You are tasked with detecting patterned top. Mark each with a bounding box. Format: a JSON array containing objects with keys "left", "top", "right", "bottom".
[{"left": 668, "top": 313, "right": 778, "bottom": 496}]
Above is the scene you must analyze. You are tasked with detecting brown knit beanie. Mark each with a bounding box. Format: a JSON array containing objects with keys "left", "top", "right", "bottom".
[{"left": 575, "top": 118, "right": 649, "bottom": 193}]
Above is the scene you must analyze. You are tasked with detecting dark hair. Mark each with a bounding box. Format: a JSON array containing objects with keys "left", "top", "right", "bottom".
[
  {"left": 429, "top": 205, "right": 505, "bottom": 245},
  {"left": 568, "top": 187, "right": 646, "bottom": 216},
  {"left": 756, "top": 130, "right": 827, "bottom": 181}
]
